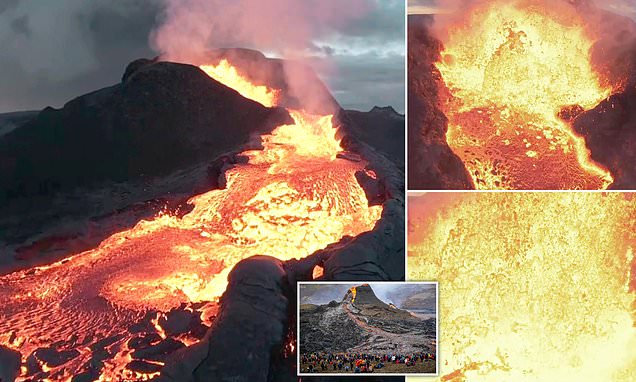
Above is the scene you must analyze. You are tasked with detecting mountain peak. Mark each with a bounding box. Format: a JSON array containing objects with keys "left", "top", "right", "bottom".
[{"left": 342, "top": 284, "right": 386, "bottom": 307}]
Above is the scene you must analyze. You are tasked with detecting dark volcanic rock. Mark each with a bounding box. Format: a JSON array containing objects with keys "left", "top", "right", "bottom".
[
  {"left": 341, "top": 106, "right": 405, "bottom": 169},
  {"left": 299, "top": 303, "right": 368, "bottom": 354},
  {"left": 159, "top": 256, "right": 290, "bottom": 382},
  {"left": 33, "top": 346, "right": 80, "bottom": 367},
  {"left": 0, "top": 110, "right": 38, "bottom": 137},
  {"left": 320, "top": 198, "right": 404, "bottom": 281},
  {"left": 132, "top": 338, "right": 186, "bottom": 362},
  {"left": 0, "top": 345, "right": 21, "bottom": 381},
  {"left": 127, "top": 360, "right": 163, "bottom": 374},
  {"left": 0, "top": 60, "right": 288, "bottom": 204},
  {"left": 407, "top": 15, "right": 473, "bottom": 189},
  {"left": 573, "top": 85, "right": 636, "bottom": 189}
]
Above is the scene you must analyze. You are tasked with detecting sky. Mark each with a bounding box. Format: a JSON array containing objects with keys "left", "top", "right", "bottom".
[{"left": 0, "top": 0, "right": 405, "bottom": 113}]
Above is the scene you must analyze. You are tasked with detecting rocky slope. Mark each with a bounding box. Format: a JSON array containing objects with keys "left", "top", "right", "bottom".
[
  {"left": 0, "top": 111, "right": 38, "bottom": 137},
  {"left": 0, "top": 58, "right": 290, "bottom": 271}
]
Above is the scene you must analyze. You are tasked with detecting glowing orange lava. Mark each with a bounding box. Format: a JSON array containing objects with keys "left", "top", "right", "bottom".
[
  {"left": 200, "top": 59, "right": 280, "bottom": 107},
  {"left": 312, "top": 265, "right": 324, "bottom": 280},
  {"left": 436, "top": 0, "right": 614, "bottom": 189},
  {"left": 408, "top": 192, "right": 636, "bottom": 382},
  {"left": 0, "top": 60, "right": 382, "bottom": 380}
]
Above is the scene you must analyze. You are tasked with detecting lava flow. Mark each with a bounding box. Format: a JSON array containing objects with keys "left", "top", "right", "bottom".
[
  {"left": 0, "top": 60, "right": 382, "bottom": 381},
  {"left": 436, "top": 0, "right": 615, "bottom": 189},
  {"left": 408, "top": 192, "right": 636, "bottom": 382}
]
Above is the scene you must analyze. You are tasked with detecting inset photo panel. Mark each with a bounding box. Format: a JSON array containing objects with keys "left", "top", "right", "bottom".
[
  {"left": 297, "top": 281, "right": 438, "bottom": 376},
  {"left": 408, "top": 0, "right": 636, "bottom": 190},
  {"left": 407, "top": 191, "right": 636, "bottom": 381}
]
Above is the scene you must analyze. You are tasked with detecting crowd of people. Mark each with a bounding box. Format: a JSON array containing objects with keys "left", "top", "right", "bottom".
[{"left": 300, "top": 351, "right": 435, "bottom": 373}]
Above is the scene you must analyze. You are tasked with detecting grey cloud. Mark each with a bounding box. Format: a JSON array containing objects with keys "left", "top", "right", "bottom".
[{"left": 340, "top": 0, "right": 405, "bottom": 42}]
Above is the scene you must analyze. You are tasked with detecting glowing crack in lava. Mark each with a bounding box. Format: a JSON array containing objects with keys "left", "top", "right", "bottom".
[
  {"left": 0, "top": 60, "right": 382, "bottom": 381},
  {"left": 436, "top": 1, "right": 615, "bottom": 189},
  {"left": 408, "top": 192, "right": 636, "bottom": 382}
]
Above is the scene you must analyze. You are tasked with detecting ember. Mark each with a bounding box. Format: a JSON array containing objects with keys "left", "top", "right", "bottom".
[{"left": 0, "top": 60, "right": 382, "bottom": 380}]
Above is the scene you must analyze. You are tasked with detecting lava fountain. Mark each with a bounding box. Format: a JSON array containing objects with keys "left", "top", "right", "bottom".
[
  {"left": 0, "top": 59, "right": 382, "bottom": 380},
  {"left": 436, "top": 0, "right": 615, "bottom": 189},
  {"left": 408, "top": 192, "right": 636, "bottom": 381}
]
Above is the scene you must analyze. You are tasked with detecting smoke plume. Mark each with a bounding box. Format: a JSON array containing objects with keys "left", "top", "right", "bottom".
[
  {"left": 150, "top": 0, "right": 376, "bottom": 113},
  {"left": 151, "top": 0, "right": 372, "bottom": 60}
]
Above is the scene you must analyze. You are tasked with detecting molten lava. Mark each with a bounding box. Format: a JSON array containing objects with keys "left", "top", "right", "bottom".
[
  {"left": 436, "top": 0, "right": 615, "bottom": 189},
  {"left": 200, "top": 59, "right": 280, "bottom": 107},
  {"left": 0, "top": 60, "right": 382, "bottom": 380},
  {"left": 408, "top": 192, "right": 636, "bottom": 382}
]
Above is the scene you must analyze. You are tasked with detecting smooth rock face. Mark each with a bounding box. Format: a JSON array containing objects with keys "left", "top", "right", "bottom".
[
  {"left": 321, "top": 198, "right": 404, "bottom": 282},
  {"left": 407, "top": 15, "right": 473, "bottom": 190}
]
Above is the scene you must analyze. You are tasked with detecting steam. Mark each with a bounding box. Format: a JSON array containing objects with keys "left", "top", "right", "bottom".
[
  {"left": 151, "top": 0, "right": 371, "bottom": 60},
  {"left": 150, "top": 0, "right": 375, "bottom": 112}
]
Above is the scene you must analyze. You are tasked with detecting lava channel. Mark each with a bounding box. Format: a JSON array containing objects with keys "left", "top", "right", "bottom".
[
  {"left": 436, "top": 0, "right": 616, "bottom": 189},
  {"left": 0, "top": 59, "right": 383, "bottom": 381}
]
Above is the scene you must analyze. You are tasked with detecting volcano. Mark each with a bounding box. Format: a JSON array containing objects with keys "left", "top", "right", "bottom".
[
  {"left": 0, "top": 49, "right": 404, "bottom": 381},
  {"left": 408, "top": 2, "right": 636, "bottom": 190},
  {"left": 299, "top": 284, "right": 436, "bottom": 374}
]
